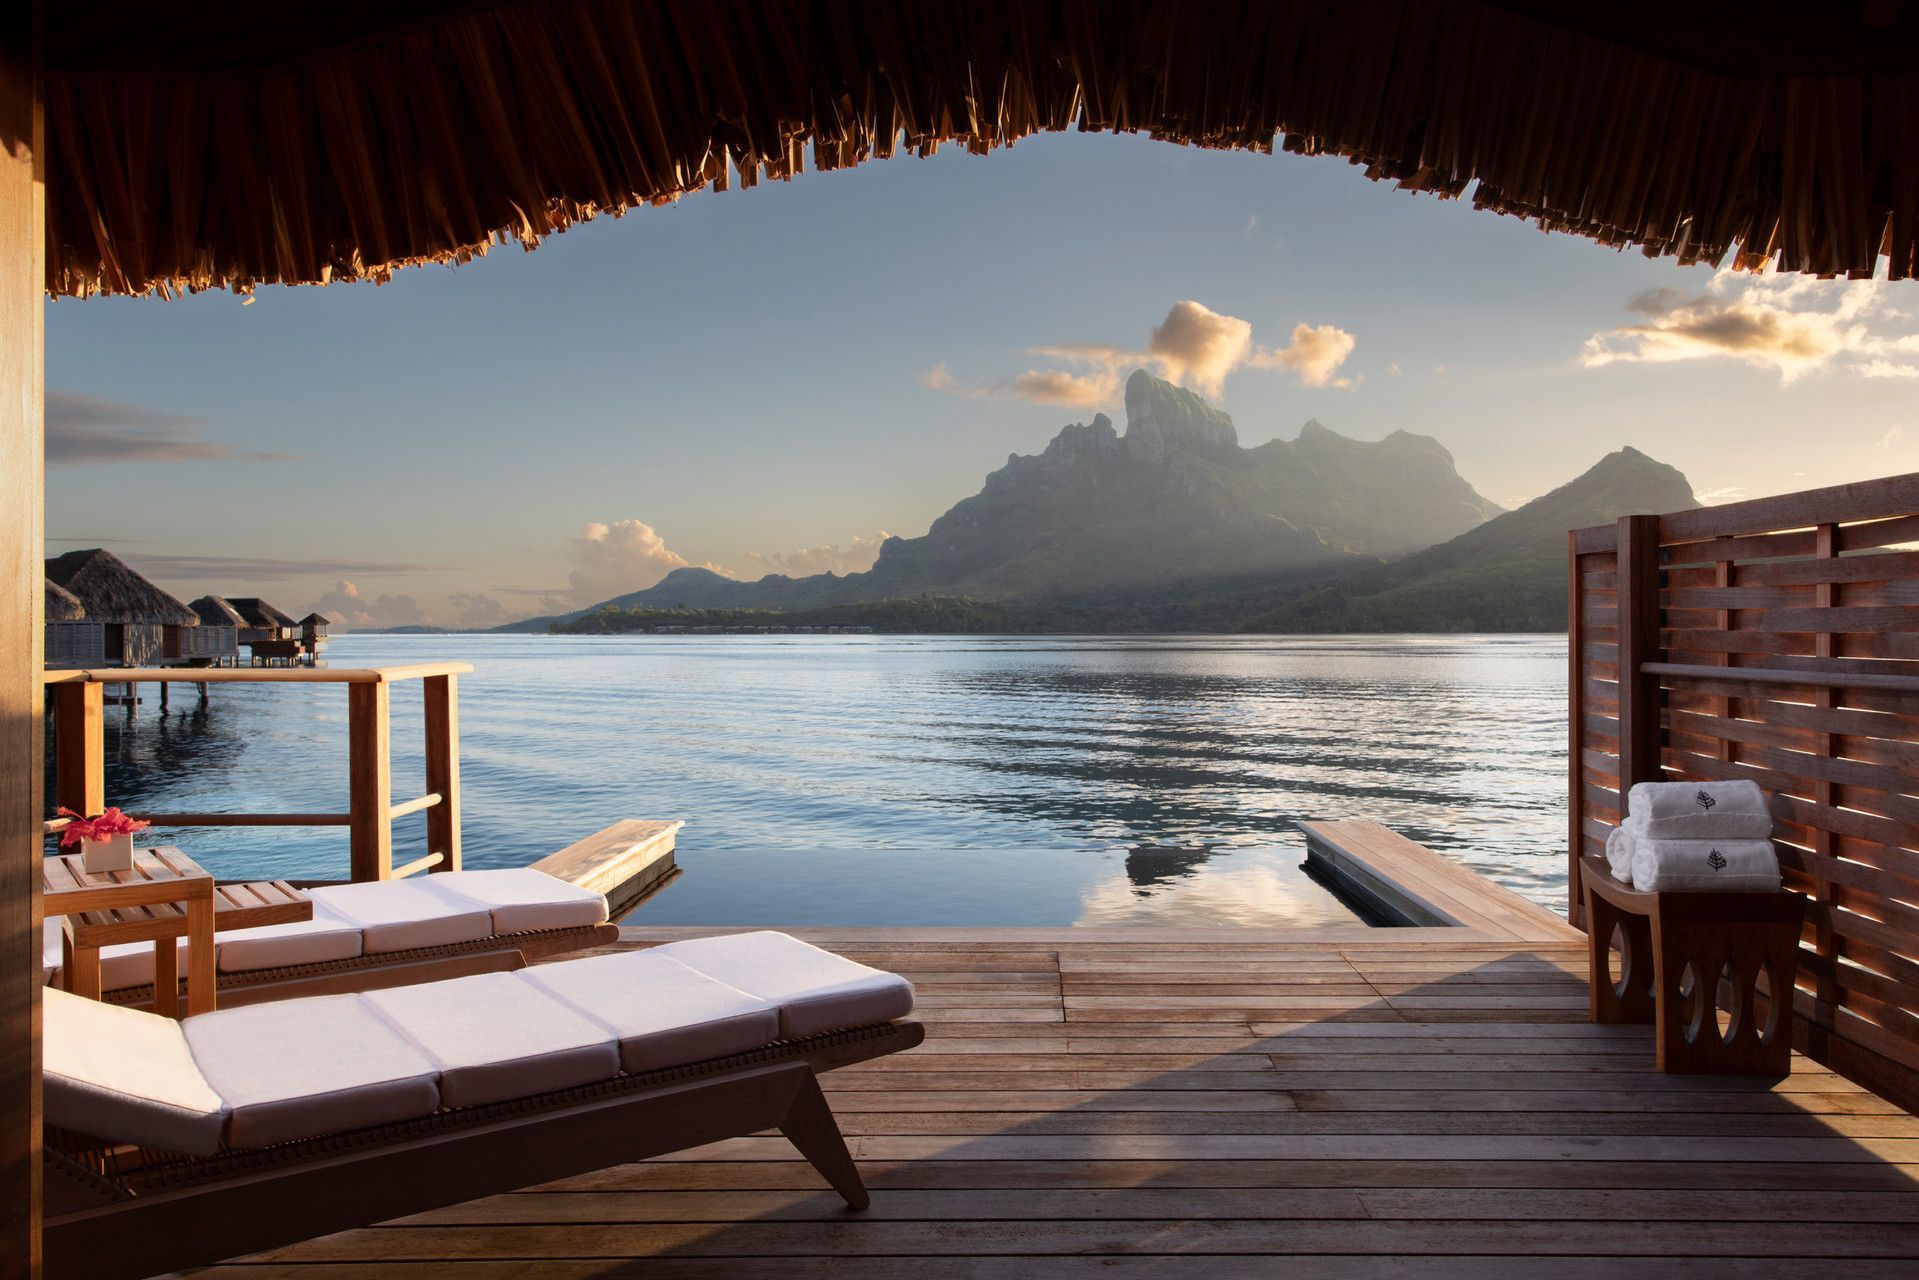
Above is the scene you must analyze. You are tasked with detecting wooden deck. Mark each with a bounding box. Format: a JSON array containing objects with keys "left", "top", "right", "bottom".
[
  {"left": 1301, "top": 820, "right": 1585, "bottom": 942},
  {"left": 530, "top": 818, "right": 682, "bottom": 917},
  {"left": 204, "top": 927, "right": 1919, "bottom": 1277}
]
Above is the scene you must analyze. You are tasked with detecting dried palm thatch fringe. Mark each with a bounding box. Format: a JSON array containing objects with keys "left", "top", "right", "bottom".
[{"left": 40, "top": 0, "right": 1919, "bottom": 297}]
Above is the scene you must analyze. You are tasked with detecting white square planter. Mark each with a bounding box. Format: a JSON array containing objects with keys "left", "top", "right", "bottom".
[{"left": 81, "top": 831, "right": 134, "bottom": 875}]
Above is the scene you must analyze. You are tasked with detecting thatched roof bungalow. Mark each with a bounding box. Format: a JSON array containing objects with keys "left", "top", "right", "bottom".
[
  {"left": 177, "top": 595, "right": 244, "bottom": 664},
  {"left": 228, "top": 597, "right": 296, "bottom": 636},
  {"left": 44, "top": 548, "right": 195, "bottom": 627},
  {"left": 190, "top": 595, "right": 245, "bottom": 629},
  {"left": 43, "top": 548, "right": 195, "bottom": 668}
]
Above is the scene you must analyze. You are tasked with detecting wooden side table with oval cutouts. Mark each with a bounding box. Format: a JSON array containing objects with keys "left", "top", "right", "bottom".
[{"left": 1580, "top": 853, "right": 1807, "bottom": 1075}]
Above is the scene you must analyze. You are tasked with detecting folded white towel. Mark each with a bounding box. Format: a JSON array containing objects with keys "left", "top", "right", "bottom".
[
  {"left": 1628, "top": 835, "right": 1781, "bottom": 893},
  {"left": 1626, "top": 780, "right": 1773, "bottom": 841},
  {"left": 1605, "top": 824, "right": 1635, "bottom": 881}
]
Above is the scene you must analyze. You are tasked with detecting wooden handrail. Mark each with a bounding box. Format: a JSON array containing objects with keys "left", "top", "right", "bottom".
[
  {"left": 389, "top": 852, "right": 445, "bottom": 879},
  {"left": 1640, "top": 661, "right": 1919, "bottom": 694},
  {"left": 46, "top": 667, "right": 466, "bottom": 883},
  {"left": 136, "top": 812, "right": 354, "bottom": 828},
  {"left": 42, "top": 663, "right": 471, "bottom": 685},
  {"left": 387, "top": 793, "right": 443, "bottom": 821}
]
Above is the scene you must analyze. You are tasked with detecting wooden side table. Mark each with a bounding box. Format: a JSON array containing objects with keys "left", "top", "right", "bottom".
[
  {"left": 1579, "top": 853, "right": 1807, "bottom": 1075},
  {"left": 43, "top": 846, "right": 314, "bottom": 1017},
  {"left": 45, "top": 848, "right": 217, "bottom": 1017}
]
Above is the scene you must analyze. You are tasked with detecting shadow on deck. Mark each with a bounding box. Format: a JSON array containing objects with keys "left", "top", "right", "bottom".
[{"left": 206, "top": 930, "right": 1919, "bottom": 1277}]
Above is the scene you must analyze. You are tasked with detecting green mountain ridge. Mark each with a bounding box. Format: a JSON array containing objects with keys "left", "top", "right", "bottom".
[{"left": 1240, "top": 446, "right": 1698, "bottom": 632}]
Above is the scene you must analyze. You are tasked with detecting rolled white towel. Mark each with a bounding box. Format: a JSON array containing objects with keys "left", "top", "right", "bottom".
[
  {"left": 1605, "top": 824, "right": 1636, "bottom": 881},
  {"left": 1630, "top": 837, "right": 1781, "bottom": 893},
  {"left": 1626, "top": 780, "right": 1773, "bottom": 841}
]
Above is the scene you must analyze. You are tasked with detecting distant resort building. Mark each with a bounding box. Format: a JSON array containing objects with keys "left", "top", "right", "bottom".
[
  {"left": 182, "top": 596, "right": 245, "bottom": 665},
  {"left": 43, "top": 548, "right": 198, "bottom": 668},
  {"left": 41, "top": 550, "right": 327, "bottom": 669},
  {"left": 229, "top": 598, "right": 307, "bottom": 664},
  {"left": 300, "top": 613, "right": 331, "bottom": 660}
]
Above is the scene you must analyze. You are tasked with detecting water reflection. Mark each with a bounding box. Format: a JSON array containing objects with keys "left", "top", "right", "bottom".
[{"left": 45, "top": 633, "right": 1570, "bottom": 925}]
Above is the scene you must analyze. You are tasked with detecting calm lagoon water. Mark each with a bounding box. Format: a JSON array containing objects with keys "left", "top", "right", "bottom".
[{"left": 65, "top": 633, "right": 1571, "bottom": 928}]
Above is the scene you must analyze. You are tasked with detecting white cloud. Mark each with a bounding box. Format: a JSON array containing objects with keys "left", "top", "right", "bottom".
[
  {"left": 564, "top": 519, "right": 728, "bottom": 605},
  {"left": 1249, "top": 322, "right": 1359, "bottom": 388},
  {"left": 926, "top": 300, "right": 1357, "bottom": 407},
  {"left": 1694, "top": 486, "right": 1747, "bottom": 505},
  {"left": 741, "top": 532, "right": 892, "bottom": 578},
  {"left": 1581, "top": 268, "right": 1919, "bottom": 383},
  {"left": 309, "top": 580, "right": 425, "bottom": 631}
]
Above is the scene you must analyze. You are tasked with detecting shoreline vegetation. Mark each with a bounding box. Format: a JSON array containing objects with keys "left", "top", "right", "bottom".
[{"left": 551, "top": 591, "right": 1541, "bottom": 635}]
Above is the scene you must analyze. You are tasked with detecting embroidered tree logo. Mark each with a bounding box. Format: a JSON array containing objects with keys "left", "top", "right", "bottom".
[
  {"left": 1695, "top": 790, "right": 1717, "bottom": 811},
  {"left": 1707, "top": 848, "right": 1728, "bottom": 871}
]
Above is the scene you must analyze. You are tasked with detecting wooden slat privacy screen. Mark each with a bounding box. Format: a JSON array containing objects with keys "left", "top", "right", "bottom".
[{"left": 1569, "top": 473, "right": 1919, "bottom": 1107}]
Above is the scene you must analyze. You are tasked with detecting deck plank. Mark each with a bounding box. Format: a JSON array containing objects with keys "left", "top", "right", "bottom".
[{"left": 214, "top": 930, "right": 1919, "bottom": 1275}]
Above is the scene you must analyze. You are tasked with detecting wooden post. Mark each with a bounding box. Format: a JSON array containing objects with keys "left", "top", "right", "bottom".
[
  {"left": 1566, "top": 530, "right": 1587, "bottom": 930},
  {"left": 0, "top": 10, "right": 44, "bottom": 1275},
  {"left": 51, "top": 682, "right": 102, "bottom": 817},
  {"left": 347, "top": 682, "right": 392, "bottom": 881},
  {"left": 1614, "top": 514, "right": 1664, "bottom": 790},
  {"left": 423, "top": 674, "right": 461, "bottom": 873}
]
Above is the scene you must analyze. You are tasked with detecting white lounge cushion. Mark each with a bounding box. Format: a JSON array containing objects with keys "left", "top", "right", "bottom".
[
  {"left": 434, "top": 868, "right": 609, "bottom": 934},
  {"left": 307, "top": 877, "right": 493, "bottom": 954},
  {"left": 362, "top": 972, "right": 620, "bottom": 1108},
  {"left": 655, "top": 932, "right": 916, "bottom": 1039},
  {"left": 42, "top": 987, "right": 228, "bottom": 1156},
  {"left": 216, "top": 901, "right": 365, "bottom": 973},
  {"left": 185, "top": 994, "right": 440, "bottom": 1148},
  {"left": 521, "top": 950, "right": 781, "bottom": 1072}
]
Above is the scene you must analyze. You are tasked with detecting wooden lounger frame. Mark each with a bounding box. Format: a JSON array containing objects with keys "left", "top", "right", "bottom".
[
  {"left": 44, "top": 1017, "right": 925, "bottom": 1280},
  {"left": 102, "top": 921, "right": 622, "bottom": 1010}
]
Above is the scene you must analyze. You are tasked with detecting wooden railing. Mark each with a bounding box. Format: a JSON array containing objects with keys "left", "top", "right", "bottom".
[
  {"left": 42, "top": 663, "right": 471, "bottom": 882},
  {"left": 1569, "top": 472, "right": 1919, "bottom": 1107}
]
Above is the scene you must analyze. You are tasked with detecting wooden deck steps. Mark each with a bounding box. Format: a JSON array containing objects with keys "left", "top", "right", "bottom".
[
  {"left": 211, "top": 929, "right": 1919, "bottom": 1275},
  {"left": 1301, "top": 819, "right": 1584, "bottom": 942},
  {"left": 530, "top": 818, "right": 681, "bottom": 916}
]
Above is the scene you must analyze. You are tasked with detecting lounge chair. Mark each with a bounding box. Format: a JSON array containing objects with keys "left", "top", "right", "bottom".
[
  {"left": 44, "top": 867, "right": 622, "bottom": 1008},
  {"left": 43, "top": 930, "right": 922, "bottom": 1280}
]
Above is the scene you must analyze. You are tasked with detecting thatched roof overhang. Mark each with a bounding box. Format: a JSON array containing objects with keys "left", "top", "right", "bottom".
[
  {"left": 43, "top": 549, "right": 198, "bottom": 626},
  {"left": 190, "top": 594, "right": 247, "bottom": 627},
  {"left": 39, "top": 0, "right": 1919, "bottom": 299},
  {"left": 227, "top": 598, "right": 299, "bottom": 628},
  {"left": 44, "top": 580, "right": 84, "bottom": 622}
]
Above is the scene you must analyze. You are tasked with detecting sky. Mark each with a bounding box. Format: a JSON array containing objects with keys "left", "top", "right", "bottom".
[{"left": 45, "top": 131, "right": 1919, "bottom": 628}]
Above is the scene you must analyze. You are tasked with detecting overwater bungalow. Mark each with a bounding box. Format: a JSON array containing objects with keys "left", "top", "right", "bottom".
[
  {"left": 178, "top": 596, "right": 244, "bottom": 667},
  {"left": 41, "top": 548, "right": 197, "bottom": 670},
  {"left": 299, "top": 612, "right": 331, "bottom": 659},
  {"left": 7, "top": 3, "right": 1919, "bottom": 1278},
  {"left": 227, "top": 597, "right": 302, "bottom": 665}
]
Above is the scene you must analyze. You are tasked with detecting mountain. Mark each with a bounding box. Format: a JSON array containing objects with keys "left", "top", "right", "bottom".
[
  {"left": 1240, "top": 446, "right": 1698, "bottom": 632},
  {"left": 533, "top": 369, "right": 1502, "bottom": 625}
]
